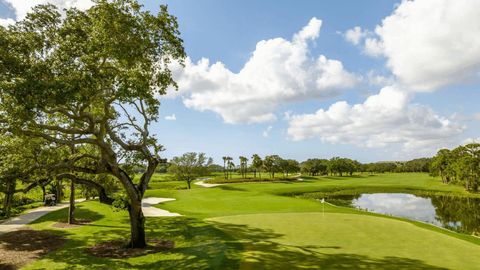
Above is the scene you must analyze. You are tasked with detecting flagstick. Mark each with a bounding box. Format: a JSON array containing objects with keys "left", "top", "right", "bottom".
[{"left": 321, "top": 198, "right": 325, "bottom": 217}]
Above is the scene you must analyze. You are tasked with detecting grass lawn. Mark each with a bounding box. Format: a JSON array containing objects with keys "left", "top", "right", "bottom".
[
  {"left": 25, "top": 202, "right": 240, "bottom": 269},
  {"left": 21, "top": 173, "right": 480, "bottom": 269},
  {"left": 204, "top": 172, "right": 299, "bottom": 184},
  {"left": 210, "top": 212, "right": 480, "bottom": 269}
]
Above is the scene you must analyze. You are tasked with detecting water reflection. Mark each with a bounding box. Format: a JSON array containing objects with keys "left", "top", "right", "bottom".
[{"left": 326, "top": 193, "right": 480, "bottom": 236}]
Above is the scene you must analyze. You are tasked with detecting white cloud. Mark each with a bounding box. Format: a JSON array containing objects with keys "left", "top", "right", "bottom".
[
  {"left": 344, "top": 26, "right": 368, "bottom": 45},
  {"left": 293, "top": 17, "right": 322, "bottom": 42},
  {"left": 328, "top": 0, "right": 479, "bottom": 156},
  {"left": 164, "top": 114, "right": 176, "bottom": 121},
  {"left": 366, "top": 70, "right": 395, "bottom": 87},
  {"left": 473, "top": 113, "right": 480, "bottom": 121},
  {"left": 262, "top": 126, "right": 273, "bottom": 138},
  {"left": 462, "top": 137, "right": 480, "bottom": 145},
  {"left": 0, "top": 0, "right": 94, "bottom": 26},
  {"left": 287, "top": 86, "right": 464, "bottom": 155},
  {"left": 364, "top": 38, "right": 384, "bottom": 58},
  {"left": 0, "top": 17, "right": 15, "bottom": 27},
  {"left": 363, "top": 0, "right": 480, "bottom": 91},
  {"left": 170, "top": 18, "right": 359, "bottom": 124}
]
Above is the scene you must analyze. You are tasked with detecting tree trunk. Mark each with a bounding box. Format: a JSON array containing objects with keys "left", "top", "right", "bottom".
[
  {"left": 223, "top": 161, "right": 227, "bottom": 179},
  {"left": 41, "top": 185, "right": 46, "bottom": 202},
  {"left": 68, "top": 181, "right": 75, "bottom": 224},
  {"left": 3, "top": 181, "right": 16, "bottom": 218},
  {"left": 3, "top": 192, "right": 13, "bottom": 218},
  {"left": 128, "top": 200, "right": 146, "bottom": 248},
  {"left": 56, "top": 180, "right": 63, "bottom": 203},
  {"left": 187, "top": 180, "right": 191, "bottom": 189}
]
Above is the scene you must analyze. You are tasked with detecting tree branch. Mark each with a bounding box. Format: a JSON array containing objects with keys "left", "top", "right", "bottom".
[{"left": 57, "top": 173, "right": 114, "bottom": 205}]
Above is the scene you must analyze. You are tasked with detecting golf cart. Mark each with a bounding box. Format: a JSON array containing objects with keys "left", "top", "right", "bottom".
[{"left": 44, "top": 194, "right": 57, "bottom": 206}]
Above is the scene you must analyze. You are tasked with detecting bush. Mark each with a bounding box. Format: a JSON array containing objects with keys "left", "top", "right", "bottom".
[{"left": 12, "top": 195, "right": 35, "bottom": 207}]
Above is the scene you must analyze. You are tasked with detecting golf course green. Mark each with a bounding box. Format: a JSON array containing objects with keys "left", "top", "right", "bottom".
[{"left": 23, "top": 173, "right": 480, "bottom": 269}]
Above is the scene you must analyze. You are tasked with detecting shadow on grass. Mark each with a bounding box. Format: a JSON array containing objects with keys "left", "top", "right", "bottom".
[
  {"left": 322, "top": 175, "right": 368, "bottom": 181},
  {"left": 29, "top": 204, "right": 105, "bottom": 225},
  {"left": 209, "top": 221, "right": 449, "bottom": 270},
  {"left": 217, "top": 185, "right": 246, "bottom": 192},
  {"left": 20, "top": 203, "right": 448, "bottom": 270},
  {"left": 0, "top": 228, "right": 85, "bottom": 270},
  {"left": 24, "top": 216, "right": 242, "bottom": 270}
]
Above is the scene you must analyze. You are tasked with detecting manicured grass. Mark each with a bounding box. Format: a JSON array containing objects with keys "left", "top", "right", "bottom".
[
  {"left": 26, "top": 202, "right": 241, "bottom": 269},
  {"left": 210, "top": 212, "right": 480, "bottom": 269},
  {"left": 20, "top": 173, "right": 480, "bottom": 269},
  {"left": 239, "top": 173, "right": 477, "bottom": 197},
  {"left": 205, "top": 171, "right": 299, "bottom": 184}
]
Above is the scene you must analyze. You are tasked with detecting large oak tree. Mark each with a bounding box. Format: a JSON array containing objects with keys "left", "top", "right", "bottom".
[{"left": 0, "top": 0, "right": 185, "bottom": 247}]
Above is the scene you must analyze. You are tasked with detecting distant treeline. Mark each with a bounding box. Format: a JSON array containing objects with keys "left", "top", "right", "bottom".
[
  {"left": 143, "top": 155, "right": 432, "bottom": 177},
  {"left": 137, "top": 146, "right": 480, "bottom": 192},
  {"left": 299, "top": 157, "right": 431, "bottom": 176}
]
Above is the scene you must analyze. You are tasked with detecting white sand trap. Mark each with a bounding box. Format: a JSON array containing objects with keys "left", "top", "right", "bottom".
[
  {"left": 142, "top": 197, "right": 181, "bottom": 217},
  {"left": 194, "top": 180, "right": 224, "bottom": 188}
]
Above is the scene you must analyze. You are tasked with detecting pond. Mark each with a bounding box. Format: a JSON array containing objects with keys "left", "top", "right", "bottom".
[{"left": 325, "top": 193, "right": 480, "bottom": 236}]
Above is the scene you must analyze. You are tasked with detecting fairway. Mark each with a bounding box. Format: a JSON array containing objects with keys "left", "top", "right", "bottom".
[
  {"left": 18, "top": 173, "right": 480, "bottom": 269},
  {"left": 210, "top": 212, "right": 480, "bottom": 269}
]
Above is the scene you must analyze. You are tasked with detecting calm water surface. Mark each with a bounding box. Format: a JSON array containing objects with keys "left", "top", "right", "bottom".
[{"left": 326, "top": 193, "right": 480, "bottom": 235}]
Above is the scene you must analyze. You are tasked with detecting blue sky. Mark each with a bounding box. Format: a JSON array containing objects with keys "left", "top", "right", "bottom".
[{"left": 1, "top": 0, "right": 479, "bottom": 164}]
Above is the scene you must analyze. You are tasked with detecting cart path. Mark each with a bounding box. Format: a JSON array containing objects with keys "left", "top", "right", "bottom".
[
  {"left": 0, "top": 197, "right": 180, "bottom": 234},
  {"left": 0, "top": 199, "right": 85, "bottom": 235}
]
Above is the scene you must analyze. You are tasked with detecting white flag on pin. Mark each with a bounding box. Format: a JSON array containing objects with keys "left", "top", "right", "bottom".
[{"left": 321, "top": 198, "right": 325, "bottom": 203}]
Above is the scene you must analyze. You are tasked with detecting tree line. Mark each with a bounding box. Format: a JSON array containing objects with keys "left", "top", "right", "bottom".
[
  {"left": 299, "top": 157, "right": 431, "bottom": 176},
  {"left": 165, "top": 153, "right": 434, "bottom": 189},
  {"left": 167, "top": 153, "right": 301, "bottom": 188}
]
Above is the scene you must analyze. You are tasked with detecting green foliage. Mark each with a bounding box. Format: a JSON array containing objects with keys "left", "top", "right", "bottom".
[
  {"left": 328, "top": 157, "right": 358, "bottom": 176},
  {"left": 430, "top": 144, "right": 480, "bottom": 191},
  {"left": 397, "top": 158, "right": 432, "bottom": 172},
  {"left": 238, "top": 156, "right": 248, "bottom": 178},
  {"left": 112, "top": 193, "right": 130, "bottom": 211},
  {"left": 362, "top": 162, "right": 398, "bottom": 173},
  {"left": 0, "top": 1, "right": 185, "bottom": 121},
  {"left": 251, "top": 154, "right": 263, "bottom": 178},
  {"left": 301, "top": 158, "right": 329, "bottom": 176},
  {"left": 207, "top": 164, "right": 224, "bottom": 172},
  {"left": 222, "top": 156, "right": 233, "bottom": 179},
  {"left": 0, "top": 134, "right": 58, "bottom": 217},
  {"left": 0, "top": 0, "right": 186, "bottom": 246},
  {"left": 279, "top": 159, "right": 300, "bottom": 177},
  {"left": 362, "top": 158, "right": 432, "bottom": 174},
  {"left": 168, "top": 152, "right": 213, "bottom": 189}
]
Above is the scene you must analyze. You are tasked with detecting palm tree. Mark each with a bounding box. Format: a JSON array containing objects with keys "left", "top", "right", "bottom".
[
  {"left": 252, "top": 154, "right": 262, "bottom": 178},
  {"left": 222, "top": 156, "right": 228, "bottom": 179},
  {"left": 239, "top": 156, "right": 248, "bottom": 178},
  {"left": 227, "top": 159, "right": 235, "bottom": 179}
]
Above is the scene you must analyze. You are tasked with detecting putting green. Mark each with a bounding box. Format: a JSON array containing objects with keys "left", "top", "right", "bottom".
[{"left": 209, "top": 212, "right": 480, "bottom": 269}]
